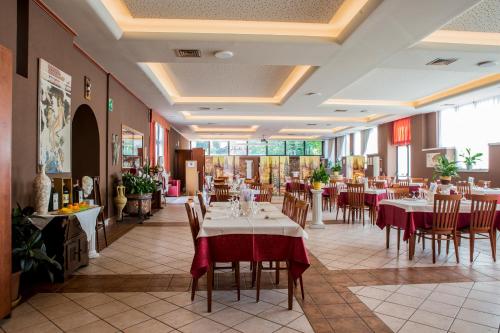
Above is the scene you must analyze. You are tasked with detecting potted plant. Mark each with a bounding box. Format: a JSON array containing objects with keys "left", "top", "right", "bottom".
[
  {"left": 12, "top": 205, "right": 62, "bottom": 306},
  {"left": 331, "top": 160, "right": 342, "bottom": 177},
  {"left": 122, "top": 172, "right": 157, "bottom": 216},
  {"left": 433, "top": 155, "right": 459, "bottom": 185},
  {"left": 460, "top": 148, "right": 483, "bottom": 171},
  {"left": 311, "top": 165, "right": 329, "bottom": 190}
]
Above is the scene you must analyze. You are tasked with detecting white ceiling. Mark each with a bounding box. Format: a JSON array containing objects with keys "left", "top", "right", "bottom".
[
  {"left": 122, "top": 0, "right": 346, "bottom": 23},
  {"left": 442, "top": 0, "right": 500, "bottom": 33},
  {"left": 44, "top": 0, "right": 500, "bottom": 140}
]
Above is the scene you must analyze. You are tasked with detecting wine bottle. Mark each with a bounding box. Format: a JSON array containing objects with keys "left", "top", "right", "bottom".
[
  {"left": 62, "top": 183, "right": 70, "bottom": 207},
  {"left": 73, "top": 180, "right": 83, "bottom": 204}
]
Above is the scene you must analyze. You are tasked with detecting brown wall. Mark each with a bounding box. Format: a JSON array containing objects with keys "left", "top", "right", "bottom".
[
  {"left": 378, "top": 112, "right": 500, "bottom": 186},
  {"left": 168, "top": 127, "right": 189, "bottom": 176},
  {"left": 1, "top": 0, "right": 152, "bottom": 218}
]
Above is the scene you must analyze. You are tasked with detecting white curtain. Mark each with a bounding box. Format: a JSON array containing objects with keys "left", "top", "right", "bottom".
[
  {"left": 360, "top": 129, "right": 371, "bottom": 156},
  {"left": 336, "top": 136, "right": 345, "bottom": 160}
]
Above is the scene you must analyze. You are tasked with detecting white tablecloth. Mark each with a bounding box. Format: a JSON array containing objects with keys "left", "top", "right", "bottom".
[
  {"left": 199, "top": 202, "right": 308, "bottom": 239},
  {"left": 379, "top": 199, "right": 500, "bottom": 214},
  {"left": 471, "top": 188, "right": 500, "bottom": 195},
  {"left": 339, "top": 188, "right": 386, "bottom": 195},
  {"left": 32, "top": 206, "right": 102, "bottom": 258}
]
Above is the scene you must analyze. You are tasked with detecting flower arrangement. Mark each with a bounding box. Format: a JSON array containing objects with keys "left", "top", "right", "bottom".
[
  {"left": 433, "top": 155, "right": 459, "bottom": 184},
  {"left": 460, "top": 148, "right": 483, "bottom": 171}
]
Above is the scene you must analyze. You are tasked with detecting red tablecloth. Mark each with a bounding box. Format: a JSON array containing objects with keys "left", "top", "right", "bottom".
[
  {"left": 191, "top": 235, "right": 310, "bottom": 280},
  {"left": 337, "top": 192, "right": 387, "bottom": 207},
  {"left": 376, "top": 204, "right": 500, "bottom": 241}
]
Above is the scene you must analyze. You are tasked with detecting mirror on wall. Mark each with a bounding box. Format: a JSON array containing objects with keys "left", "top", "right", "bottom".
[{"left": 122, "top": 125, "right": 144, "bottom": 169}]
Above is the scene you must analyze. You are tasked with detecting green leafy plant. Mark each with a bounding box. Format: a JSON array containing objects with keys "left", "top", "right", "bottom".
[
  {"left": 311, "top": 165, "right": 330, "bottom": 183},
  {"left": 433, "top": 155, "right": 459, "bottom": 179},
  {"left": 459, "top": 148, "right": 483, "bottom": 170},
  {"left": 122, "top": 173, "right": 157, "bottom": 195},
  {"left": 12, "top": 205, "right": 62, "bottom": 282},
  {"left": 331, "top": 160, "right": 342, "bottom": 173}
]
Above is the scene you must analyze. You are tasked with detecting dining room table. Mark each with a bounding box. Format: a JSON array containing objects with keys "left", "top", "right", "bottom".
[
  {"left": 190, "top": 201, "right": 310, "bottom": 312},
  {"left": 376, "top": 198, "right": 500, "bottom": 259}
]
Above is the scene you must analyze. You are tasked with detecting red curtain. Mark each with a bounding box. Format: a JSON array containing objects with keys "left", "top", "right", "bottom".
[
  {"left": 149, "top": 121, "right": 156, "bottom": 166},
  {"left": 393, "top": 118, "right": 411, "bottom": 146}
]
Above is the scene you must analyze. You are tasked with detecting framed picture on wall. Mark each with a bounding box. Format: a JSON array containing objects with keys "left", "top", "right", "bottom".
[
  {"left": 112, "top": 134, "right": 120, "bottom": 166},
  {"left": 37, "top": 58, "right": 72, "bottom": 173}
]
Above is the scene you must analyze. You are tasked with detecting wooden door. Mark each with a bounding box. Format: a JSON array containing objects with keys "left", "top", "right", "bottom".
[
  {"left": 174, "top": 149, "right": 191, "bottom": 192},
  {"left": 0, "top": 45, "right": 13, "bottom": 318},
  {"left": 190, "top": 148, "right": 205, "bottom": 190}
]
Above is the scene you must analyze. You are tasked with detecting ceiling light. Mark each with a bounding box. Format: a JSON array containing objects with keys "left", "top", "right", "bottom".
[
  {"left": 426, "top": 58, "right": 458, "bottom": 66},
  {"left": 360, "top": 110, "right": 367, "bottom": 113},
  {"left": 199, "top": 134, "right": 251, "bottom": 139},
  {"left": 335, "top": 109, "right": 348, "bottom": 112},
  {"left": 477, "top": 60, "right": 498, "bottom": 68},
  {"left": 305, "top": 92, "right": 322, "bottom": 96},
  {"left": 214, "top": 50, "right": 234, "bottom": 59},
  {"left": 270, "top": 135, "right": 320, "bottom": 140},
  {"left": 307, "top": 123, "right": 317, "bottom": 126},
  {"left": 191, "top": 125, "right": 258, "bottom": 132},
  {"left": 199, "top": 107, "right": 211, "bottom": 110},
  {"left": 280, "top": 128, "right": 333, "bottom": 134}
]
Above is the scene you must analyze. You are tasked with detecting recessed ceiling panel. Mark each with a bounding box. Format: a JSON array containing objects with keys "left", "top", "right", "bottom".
[
  {"left": 122, "top": 0, "right": 346, "bottom": 23},
  {"left": 334, "top": 68, "right": 486, "bottom": 101},
  {"left": 162, "top": 63, "right": 294, "bottom": 97},
  {"left": 442, "top": 0, "right": 500, "bottom": 33}
]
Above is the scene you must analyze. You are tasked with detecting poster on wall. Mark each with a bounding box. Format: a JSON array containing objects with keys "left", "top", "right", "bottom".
[
  {"left": 426, "top": 153, "right": 441, "bottom": 168},
  {"left": 38, "top": 58, "right": 72, "bottom": 173},
  {"left": 112, "top": 134, "right": 120, "bottom": 166}
]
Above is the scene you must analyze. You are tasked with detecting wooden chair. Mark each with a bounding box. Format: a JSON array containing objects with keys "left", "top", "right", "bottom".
[
  {"left": 93, "top": 177, "right": 107, "bottom": 250},
  {"left": 255, "top": 199, "right": 307, "bottom": 302},
  {"left": 197, "top": 191, "right": 207, "bottom": 218},
  {"left": 397, "top": 179, "right": 409, "bottom": 187},
  {"left": 477, "top": 180, "right": 491, "bottom": 188},
  {"left": 258, "top": 184, "right": 273, "bottom": 203},
  {"left": 346, "top": 183, "right": 366, "bottom": 225},
  {"left": 455, "top": 181, "right": 471, "bottom": 199},
  {"left": 290, "top": 177, "right": 302, "bottom": 200},
  {"left": 322, "top": 180, "right": 338, "bottom": 212},
  {"left": 282, "top": 192, "right": 296, "bottom": 218},
  {"left": 385, "top": 187, "right": 410, "bottom": 251},
  {"left": 411, "top": 177, "right": 425, "bottom": 183},
  {"left": 458, "top": 194, "right": 497, "bottom": 262},
  {"left": 375, "top": 181, "right": 386, "bottom": 189},
  {"left": 185, "top": 203, "right": 240, "bottom": 303},
  {"left": 416, "top": 194, "right": 461, "bottom": 264},
  {"left": 335, "top": 182, "right": 347, "bottom": 221},
  {"left": 214, "top": 184, "right": 230, "bottom": 202}
]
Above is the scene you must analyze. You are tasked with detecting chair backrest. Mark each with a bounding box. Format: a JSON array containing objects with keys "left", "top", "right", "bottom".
[
  {"left": 251, "top": 183, "right": 263, "bottom": 191},
  {"left": 214, "top": 184, "right": 230, "bottom": 202},
  {"left": 386, "top": 187, "right": 409, "bottom": 200},
  {"left": 347, "top": 183, "right": 365, "bottom": 207},
  {"left": 290, "top": 178, "right": 301, "bottom": 196},
  {"left": 93, "top": 177, "right": 102, "bottom": 206},
  {"left": 197, "top": 191, "right": 207, "bottom": 218},
  {"left": 455, "top": 181, "right": 471, "bottom": 198},
  {"left": 375, "top": 181, "right": 386, "bottom": 189},
  {"left": 398, "top": 179, "right": 409, "bottom": 187},
  {"left": 185, "top": 202, "right": 200, "bottom": 246},
  {"left": 432, "top": 194, "right": 461, "bottom": 232},
  {"left": 292, "top": 199, "right": 309, "bottom": 229},
  {"left": 477, "top": 180, "right": 492, "bottom": 188},
  {"left": 282, "top": 192, "right": 296, "bottom": 217},
  {"left": 258, "top": 184, "right": 273, "bottom": 202},
  {"left": 327, "top": 180, "right": 338, "bottom": 201},
  {"left": 411, "top": 177, "right": 424, "bottom": 183},
  {"left": 469, "top": 194, "right": 498, "bottom": 232}
]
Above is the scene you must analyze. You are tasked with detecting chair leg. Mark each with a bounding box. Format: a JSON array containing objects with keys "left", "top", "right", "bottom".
[
  {"left": 446, "top": 237, "right": 450, "bottom": 255},
  {"left": 102, "top": 215, "right": 108, "bottom": 247},
  {"left": 432, "top": 234, "right": 436, "bottom": 264},
  {"left": 235, "top": 262, "right": 240, "bottom": 301},
  {"left": 191, "top": 278, "right": 197, "bottom": 301},
  {"left": 490, "top": 230, "right": 497, "bottom": 262},
  {"left": 453, "top": 233, "right": 460, "bottom": 263},
  {"left": 251, "top": 261, "right": 256, "bottom": 287},
  {"left": 437, "top": 237, "right": 441, "bottom": 255},
  {"left": 299, "top": 276, "right": 304, "bottom": 300},
  {"left": 275, "top": 261, "right": 280, "bottom": 285},
  {"left": 386, "top": 227, "right": 390, "bottom": 249},
  {"left": 95, "top": 225, "right": 100, "bottom": 252},
  {"left": 397, "top": 228, "right": 401, "bottom": 251},
  {"left": 256, "top": 262, "right": 262, "bottom": 302},
  {"left": 470, "top": 233, "right": 475, "bottom": 263}
]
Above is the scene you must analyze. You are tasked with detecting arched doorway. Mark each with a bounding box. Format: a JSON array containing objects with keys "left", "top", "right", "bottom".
[{"left": 72, "top": 104, "right": 99, "bottom": 182}]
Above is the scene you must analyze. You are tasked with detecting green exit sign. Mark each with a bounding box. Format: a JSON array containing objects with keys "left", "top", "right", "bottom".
[{"left": 108, "top": 98, "right": 113, "bottom": 112}]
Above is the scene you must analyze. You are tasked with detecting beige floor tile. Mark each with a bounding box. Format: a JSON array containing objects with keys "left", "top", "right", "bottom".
[
  {"left": 51, "top": 309, "right": 100, "bottom": 331},
  {"left": 258, "top": 306, "right": 303, "bottom": 326},
  {"left": 207, "top": 307, "right": 254, "bottom": 327},
  {"left": 409, "top": 309, "right": 454, "bottom": 331},
  {"left": 374, "top": 302, "right": 416, "bottom": 320},
  {"left": 73, "top": 293, "right": 115, "bottom": 308},
  {"left": 233, "top": 316, "right": 282, "bottom": 333},
  {"left": 419, "top": 299, "right": 460, "bottom": 318},
  {"left": 376, "top": 314, "right": 406, "bottom": 332},
  {"left": 120, "top": 293, "right": 159, "bottom": 307},
  {"left": 104, "top": 309, "right": 150, "bottom": 330},
  {"left": 10, "top": 321, "right": 62, "bottom": 333},
  {"left": 456, "top": 308, "right": 500, "bottom": 328},
  {"left": 156, "top": 308, "right": 202, "bottom": 328},
  {"left": 28, "top": 293, "right": 70, "bottom": 309},
  {"left": 183, "top": 300, "right": 226, "bottom": 316},
  {"left": 89, "top": 300, "right": 133, "bottom": 318},
  {"left": 38, "top": 301, "right": 86, "bottom": 320},
  {"left": 166, "top": 293, "right": 204, "bottom": 307},
  {"left": 123, "top": 319, "right": 174, "bottom": 333},
  {"left": 285, "top": 315, "right": 314, "bottom": 333},
  {"left": 399, "top": 321, "right": 446, "bottom": 333},
  {"left": 230, "top": 298, "right": 275, "bottom": 315},
  {"left": 0, "top": 309, "right": 49, "bottom": 332},
  {"left": 178, "top": 318, "right": 229, "bottom": 333},
  {"left": 66, "top": 320, "right": 118, "bottom": 333},
  {"left": 385, "top": 292, "right": 425, "bottom": 308},
  {"left": 449, "top": 318, "right": 498, "bottom": 333},
  {"left": 461, "top": 298, "right": 500, "bottom": 316},
  {"left": 137, "top": 300, "right": 179, "bottom": 317}
]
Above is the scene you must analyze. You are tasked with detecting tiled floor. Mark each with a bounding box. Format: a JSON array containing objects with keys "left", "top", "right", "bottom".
[
  {"left": 350, "top": 281, "right": 500, "bottom": 332},
  {"left": 0, "top": 289, "right": 313, "bottom": 333}
]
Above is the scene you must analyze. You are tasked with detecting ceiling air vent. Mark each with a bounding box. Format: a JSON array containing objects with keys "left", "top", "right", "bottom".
[
  {"left": 335, "top": 109, "right": 348, "bottom": 113},
  {"left": 175, "top": 49, "right": 202, "bottom": 58},
  {"left": 426, "top": 58, "right": 458, "bottom": 66}
]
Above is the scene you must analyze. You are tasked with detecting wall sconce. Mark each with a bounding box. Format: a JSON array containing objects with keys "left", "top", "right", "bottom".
[{"left": 84, "top": 76, "right": 91, "bottom": 100}]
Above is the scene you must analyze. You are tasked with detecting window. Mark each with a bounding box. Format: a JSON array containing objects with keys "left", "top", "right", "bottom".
[
  {"left": 440, "top": 96, "right": 500, "bottom": 169},
  {"left": 345, "top": 135, "right": 351, "bottom": 156},
  {"left": 397, "top": 145, "right": 411, "bottom": 179},
  {"left": 286, "top": 141, "right": 305, "bottom": 156},
  {"left": 353, "top": 132, "right": 361, "bottom": 155},
  {"left": 267, "top": 141, "right": 285, "bottom": 155},
  {"left": 248, "top": 140, "right": 267, "bottom": 155},
  {"left": 209, "top": 141, "right": 229, "bottom": 155},
  {"left": 305, "top": 141, "right": 322, "bottom": 155},
  {"left": 191, "top": 140, "right": 209, "bottom": 153},
  {"left": 155, "top": 123, "right": 164, "bottom": 168},
  {"left": 229, "top": 140, "right": 247, "bottom": 155},
  {"left": 365, "top": 127, "right": 378, "bottom": 155}
]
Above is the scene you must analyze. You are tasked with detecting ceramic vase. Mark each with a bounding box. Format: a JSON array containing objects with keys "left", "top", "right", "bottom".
[
  {"left": 34, "top": 164, "right": 51, "bottom": 214},
  {"left": 114, "top": 185, "right": 127, "bottom": 220}
]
